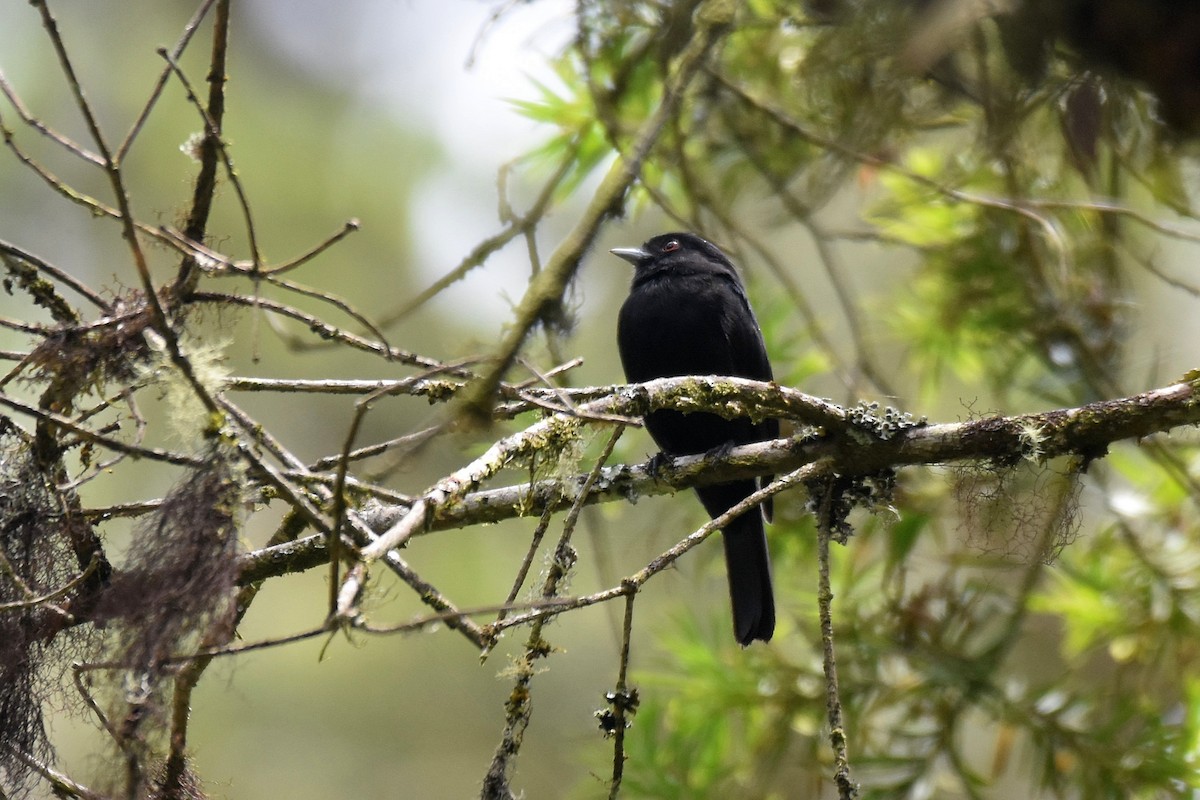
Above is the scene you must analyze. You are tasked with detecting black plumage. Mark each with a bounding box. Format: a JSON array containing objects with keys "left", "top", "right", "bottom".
[{"left": 612, "top": 232, "right": 778, "bottom": 645}]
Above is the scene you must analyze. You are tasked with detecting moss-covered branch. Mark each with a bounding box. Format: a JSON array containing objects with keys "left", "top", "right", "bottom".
[{"left": 238, "top": 373, "right": 1200, "bottom": 587}]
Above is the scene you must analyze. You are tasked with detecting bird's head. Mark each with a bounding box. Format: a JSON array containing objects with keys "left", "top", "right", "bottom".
[{"left": 610, "top": 232, "right": 739, "bottom": 281}]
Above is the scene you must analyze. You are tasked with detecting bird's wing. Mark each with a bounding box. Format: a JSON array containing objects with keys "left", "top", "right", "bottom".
[
  {"left": 722, "top": 282, "right": 775, "bottom": 388},
  {"left": 721, "top": 281, "right": 780, "bottom": 520}
]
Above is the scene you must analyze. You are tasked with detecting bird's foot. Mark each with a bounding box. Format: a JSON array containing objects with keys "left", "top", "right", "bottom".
[
  {"left": 646, "top": 451, "right": 671, "bottom": 480},
  {"left": 705, "top": 440, "right": 736, "bottom": 460}
]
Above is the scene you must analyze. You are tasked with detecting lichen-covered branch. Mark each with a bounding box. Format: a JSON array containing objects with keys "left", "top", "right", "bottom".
[{"left": 266, "top": 373, "right": 1200, "bottom": 596}]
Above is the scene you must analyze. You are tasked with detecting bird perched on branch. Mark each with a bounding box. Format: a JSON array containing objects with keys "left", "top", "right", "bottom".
[{"left": 612, "top": 232, "right": 779, "bottom": 645}]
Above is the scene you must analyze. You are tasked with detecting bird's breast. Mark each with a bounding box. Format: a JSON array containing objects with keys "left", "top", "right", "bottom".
[{"left": 617, "top": 278, "right": 739, "bottom": 382}]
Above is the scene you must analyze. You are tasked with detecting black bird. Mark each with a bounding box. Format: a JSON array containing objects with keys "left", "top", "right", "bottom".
[{"left": 612, "top": 232, "right": 779, "bottom": 645}]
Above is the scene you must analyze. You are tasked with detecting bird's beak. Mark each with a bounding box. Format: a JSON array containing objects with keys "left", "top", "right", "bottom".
[{"left": 610, "top": 246, "right": 649, "bottom": 265}]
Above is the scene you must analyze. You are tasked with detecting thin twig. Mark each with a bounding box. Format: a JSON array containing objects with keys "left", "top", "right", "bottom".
[
  {"left": 217, "top": 394, "right": 488, "bottom": 648},
  {"left": 81, "top": 500, "right": 164, "bottom": 521},
  {"left": 308, "top": 426, "right": 443, "bottom": 472},
  {"left": 1, "top": 744, "right": 104, "bottom": 800},
  {"left": 0, "top": 238, "right": 110, "bottom": 311},
  {"left": 190, "top": 290, "right": 463, "bottom": 371},
  {"left": 155, "top": 218, "right": 361, "bottom": 276},
  {"left": 714, "top": 69, "right": 1073, "bottom": 284},
  {"left": 0, "top": 391, "right": 203, "bottom": 466},
  {"left": 326, "top": 378, "right": 410, "bottom": 616},
  {"left": 0, "top": 554, "right": 98, "bottom": 613},
  {"left": 815, "top": 479, "right": 858, "bottom": 800},
  {"left": 116, "top": 0, "right": 220, "bottom": 160},
  {"left": 483, "top": 465, "right": 818, "bottom": 636},
  {"left": 257, "top": 271, "right": 393, "bottom": 349},
  {"left": 606, "top": 590, "right": 637, "bottom": 800},
  {"left": 261, "top": 219, "right": 362, "bottom": 275},
  {"left": 480, "top": 426, "right": 625, "bottom": 797},
  {"left": 172, "top": 0, "right": 237, "bottom": 305},
  {"left": 378, "top": 140, "right": 579, "bottom": 328},
  {"left": 0, "top": 69, "right": 102, "bottom": 164},
  {"left": 486, "top": 505, "right": 555, "bottom": 639}
]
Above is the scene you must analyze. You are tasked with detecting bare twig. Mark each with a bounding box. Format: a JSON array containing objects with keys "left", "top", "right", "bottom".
[
  {"left": 0, "top": 553, "right": 98, "bottom": 613},
  {"left": 379, "top": 139, "right": 579, "bottom": 328},
  {"left": 116, "top": 0, "right": 220, "bottom": 160},
  {"left": 487, "top": 506, "right": 555, "bottom": 638},
  {"left": 606, "top": 590, "right": 637, "bottom": 800},
  {"left": 170, "top": 0, "right": 245, "bottom": 292},
  {"left": 0, "top": 744, "right": 104, "bottom": 800},
  {"left": 484, "top": 466, "right": 819, "bottom": 636},
  {"left": 0, "top": 69, "right": 102, "bottom": 164},
  {"left": 0, "top": 391, "right": 203, "bottom": 466},
  {"left": 308, "top": 426, "right": 442, "bottom": 472},
  {"left": 480, "top": 426, "right": 624, "bottom": 797},
  {"left": 814, "top": 479, "right": 858, "bottom": 800},
  {"left": 190, "top": 290, "right": 465, "bottom": 370},
  {"left": 255, "top": 271, "right": 393, "bottom": 349},
  {"left": 0, "top": 238, "right": 110, "bottom": 311}
]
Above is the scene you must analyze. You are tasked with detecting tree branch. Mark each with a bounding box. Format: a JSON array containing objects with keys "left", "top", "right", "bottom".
[{"left": 237, "top": 374, "right": 1200, "bottom": 588}]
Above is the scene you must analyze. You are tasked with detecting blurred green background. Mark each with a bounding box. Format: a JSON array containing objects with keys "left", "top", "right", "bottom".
[{"left": 3, "top": 1, "right": 1200, "bottom": 798}]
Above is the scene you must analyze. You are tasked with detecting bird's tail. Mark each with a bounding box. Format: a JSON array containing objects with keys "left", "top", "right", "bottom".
[{"left": 698, "top": 482, "right": 775, "bottom": 645}]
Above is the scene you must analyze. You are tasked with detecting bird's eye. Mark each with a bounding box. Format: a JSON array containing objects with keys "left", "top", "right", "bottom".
[{"left": 662, "top": 240, "right": 680, "bottom": 253}]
